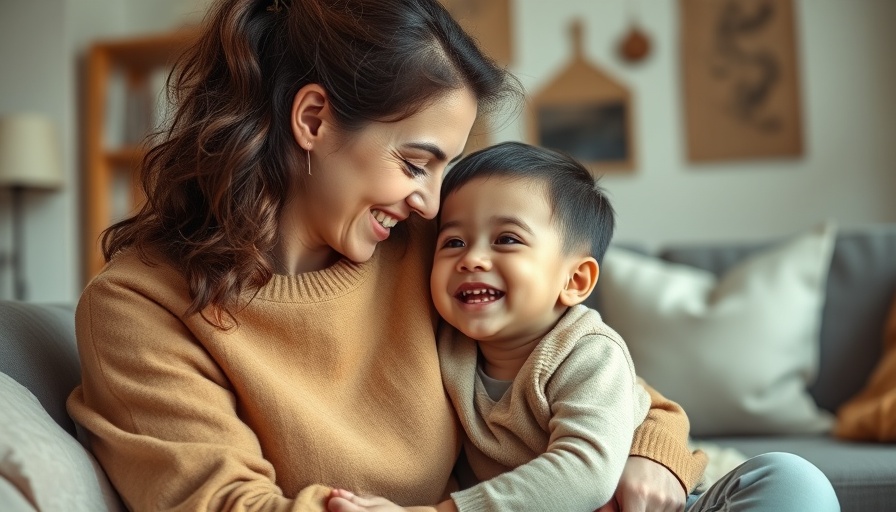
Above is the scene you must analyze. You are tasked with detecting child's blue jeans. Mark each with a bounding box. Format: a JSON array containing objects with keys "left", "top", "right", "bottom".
[{"left": 685, "top": 452, "right": 840, "bottom": 511}]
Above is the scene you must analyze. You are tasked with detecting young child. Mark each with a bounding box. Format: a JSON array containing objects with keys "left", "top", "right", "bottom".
[{"left": 329, "top": 141, "right": 650, "bottom": 512}]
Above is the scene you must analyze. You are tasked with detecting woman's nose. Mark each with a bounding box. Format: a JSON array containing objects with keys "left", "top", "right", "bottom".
[{"left": 407, "top": 181, "right": 440, "bottom": 220}]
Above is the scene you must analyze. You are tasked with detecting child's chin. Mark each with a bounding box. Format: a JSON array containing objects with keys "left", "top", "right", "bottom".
[{"left": 456, "top": 323, "right": 498, "bottom": 341}]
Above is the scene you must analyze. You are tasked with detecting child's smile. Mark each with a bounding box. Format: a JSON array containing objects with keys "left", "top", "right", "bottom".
[{"left": 454, "top": 282, "right": 506, "bottom": 306}]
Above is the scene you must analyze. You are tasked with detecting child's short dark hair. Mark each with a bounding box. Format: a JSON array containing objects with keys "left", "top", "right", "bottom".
[{"left": 441, "top": 141, "right": 615, "bottom": 263}]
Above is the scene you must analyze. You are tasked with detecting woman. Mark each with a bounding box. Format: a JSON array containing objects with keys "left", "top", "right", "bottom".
[{"left": 67, "top": 0, "right": 837, "bottom": 511}]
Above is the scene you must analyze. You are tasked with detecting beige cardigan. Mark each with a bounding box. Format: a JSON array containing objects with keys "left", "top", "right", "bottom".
[{"left": 441, "top": 305, "right": 651, "bottom": 511}]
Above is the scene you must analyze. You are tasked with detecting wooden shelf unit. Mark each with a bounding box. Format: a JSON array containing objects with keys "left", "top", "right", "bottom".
[{"left": 82, "top": 28, "right": 198, "bottom": 285}]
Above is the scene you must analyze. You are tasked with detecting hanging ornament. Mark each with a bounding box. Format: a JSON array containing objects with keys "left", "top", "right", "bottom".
[{"left": 618, "top": 0, "right": 652, "bottom": 63}]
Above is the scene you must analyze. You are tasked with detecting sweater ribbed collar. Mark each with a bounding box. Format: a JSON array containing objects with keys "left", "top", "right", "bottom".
[{"left": 253, "top": 250, "right": 377, "bottom": 304}]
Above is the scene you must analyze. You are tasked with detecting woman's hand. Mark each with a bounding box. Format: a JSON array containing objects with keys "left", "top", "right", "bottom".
[
  {"left": 596, "top": 456, "right": 686, "bottom": 512},
  {"left": 327, "top": 489, "right": 411, "bottom": 512},
  {"left": 327, "top": 489, "right": 447, "bottom": 512}
]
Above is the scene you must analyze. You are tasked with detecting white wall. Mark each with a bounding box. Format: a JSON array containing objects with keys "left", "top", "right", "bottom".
[
  {"left": 1, "top": 0, "right": 894, "bottom": 302},
  {"left": 123, "top": 0, "right": 212, "bottom": 34}
]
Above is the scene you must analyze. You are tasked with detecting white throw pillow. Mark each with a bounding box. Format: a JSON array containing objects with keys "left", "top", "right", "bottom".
[
  {"left": 599, "top": 224, "right": 836, "bottom": 436},
  {"left": 0, "top": 373, "right": 123, "bottom": 512}
]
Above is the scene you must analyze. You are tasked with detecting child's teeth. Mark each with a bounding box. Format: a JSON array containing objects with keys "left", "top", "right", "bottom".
[{"left": 460, "top": 288, "right": 502, "bottom": 303}]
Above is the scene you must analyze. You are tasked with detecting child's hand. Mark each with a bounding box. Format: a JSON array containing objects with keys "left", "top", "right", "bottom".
[{"left": 327, "top": 489, "right": 432, "bottom": 512}]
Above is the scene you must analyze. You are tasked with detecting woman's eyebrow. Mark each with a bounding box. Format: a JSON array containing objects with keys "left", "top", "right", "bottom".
[{"left": 402, "top": 142, "right": 462, "bottom": 164}]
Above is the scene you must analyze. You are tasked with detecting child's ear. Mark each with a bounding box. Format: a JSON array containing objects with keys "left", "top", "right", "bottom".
[{"left": 559, "top": 257, "right": 599, "bottom": 307}]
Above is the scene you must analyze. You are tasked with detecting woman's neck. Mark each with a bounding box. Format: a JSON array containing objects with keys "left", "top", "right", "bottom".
[
  {"left": 274, "top": 196, "right": 341, "bottom": 274},
  {"left": 271, "top": 241, "right": 340, "bottom": 274}
]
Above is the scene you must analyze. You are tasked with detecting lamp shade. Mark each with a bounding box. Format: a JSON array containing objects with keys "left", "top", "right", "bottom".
[{"left": 0, "top": 114, "right": 63, "bottom": 189}]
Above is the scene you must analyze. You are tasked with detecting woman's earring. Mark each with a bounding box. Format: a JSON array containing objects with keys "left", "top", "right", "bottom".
[{"left": 305, "top": 143, "right": 312, "bottom": 176}]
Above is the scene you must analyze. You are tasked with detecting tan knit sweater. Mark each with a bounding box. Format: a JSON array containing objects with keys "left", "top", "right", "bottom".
[
  {"left": 441, "top": 305, "right": 652, "bottom": 511},
  {"left": 67, "top": 220, "right": 458, "bottom": 511},
  {"left": 67, "top": 219, "right": 705, "bottom": 511}
]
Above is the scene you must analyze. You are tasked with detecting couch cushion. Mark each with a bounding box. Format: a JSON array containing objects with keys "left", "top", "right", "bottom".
[
  {"left": 660, "top": 224, "right": 896, "bottom": 412},
  {"left": 834, "top": 291, "right": 896, "bottom": 441},
  {"left": 708, "top": 435, "right": 896, "bottom": 512},
  {"left": 0, "top": 372, "right": 122, "bottom": 511},
  {"left": 597, "top": 224, "right": 835, "bottom": 436},
  {"left": 813, "top": 226, "right": 896, "bottom": 411},
  {"left": 0, "top": 300, "right": 79, "bottom": 435},
  {"left": 0, "top": 477, "right": 36, "bottom": 512}
]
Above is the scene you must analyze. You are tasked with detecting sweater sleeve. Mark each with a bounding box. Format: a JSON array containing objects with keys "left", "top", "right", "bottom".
[
  {"left": 66, "top": 278, "right": 329, "bottom": 511},
  {"left": 629, "top": 378, "right": 708, "bottom": 493},
  {"left": 449, "top": 336, "right": 645, "bottom": 512}
]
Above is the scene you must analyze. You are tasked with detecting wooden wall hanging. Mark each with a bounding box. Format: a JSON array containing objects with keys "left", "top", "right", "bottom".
[
  {"left": 441, "top": 0, "right": 514, "bottom": 154},
  {"left": 527, "top": 20, "right": 635, "bottom": 174},
  {"left": 681, "top": 0, "right": 804, "bottom": 162},
  {"left": 441, "top": 0, "right": 513, "bottom": 67}
]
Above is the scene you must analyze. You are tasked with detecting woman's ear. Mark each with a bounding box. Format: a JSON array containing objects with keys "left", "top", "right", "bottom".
[
  {"left": 559, "top": 257, "right": 600, "bottom": 307},
  {"left": 291, "top": 83, "right": 329, "bottom": 148}
]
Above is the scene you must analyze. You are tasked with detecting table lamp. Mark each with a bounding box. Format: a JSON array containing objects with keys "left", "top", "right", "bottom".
[{"left": 0, "top": 114, "right": 63, "bottom": 300}]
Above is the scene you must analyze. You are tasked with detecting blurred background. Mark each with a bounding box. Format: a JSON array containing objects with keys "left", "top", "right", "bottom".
[{"left": 1, "top": 0, "right": 895, "bottom": 303}]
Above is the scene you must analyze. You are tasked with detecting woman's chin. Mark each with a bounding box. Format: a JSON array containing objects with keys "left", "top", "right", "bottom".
[{"left": 342, "top": 243, "right": 378, "bottom": 264}]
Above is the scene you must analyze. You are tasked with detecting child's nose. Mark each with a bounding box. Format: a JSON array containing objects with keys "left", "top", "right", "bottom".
[{"left": 458, "top": 248, "right": 491, "bottom": 272}]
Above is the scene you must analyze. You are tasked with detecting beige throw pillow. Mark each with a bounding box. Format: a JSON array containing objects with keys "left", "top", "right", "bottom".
[
  {"left": 599, "top": 224, "right": 836, "bottom": 436},
  {"left": 0, "top": 373, "right": 123, "bottom": 511}
]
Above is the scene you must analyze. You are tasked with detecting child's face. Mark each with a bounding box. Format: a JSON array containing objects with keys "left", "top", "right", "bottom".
[{"left": 431, "top": 176, "right": 577, "bottom": 345}]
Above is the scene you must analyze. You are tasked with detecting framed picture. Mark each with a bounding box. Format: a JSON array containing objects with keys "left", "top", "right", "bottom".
[
  {"left": 681, "top": 0, "right": 804, "bottom": 162},
  {"left": 538, "top": 102, "right": 629, "bottom": 163},
  {"left": 528, "top": 21, "right": 635, "bottom": 173}
]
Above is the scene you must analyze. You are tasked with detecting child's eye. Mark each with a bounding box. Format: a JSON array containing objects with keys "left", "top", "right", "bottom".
[
  {"left": 441, "top": 238, "right": 465, "bottom": 249},
  {"left": 401, "top": 159, "right": 427, "bottom": 177},
  {"left": 495, "top": 235, "right": 521, "bottom": 245}
]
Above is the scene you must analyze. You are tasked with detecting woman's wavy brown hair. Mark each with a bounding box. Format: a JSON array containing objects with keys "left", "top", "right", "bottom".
[{"left": 101, "top": 0, "right": 519, "bottom": 326}]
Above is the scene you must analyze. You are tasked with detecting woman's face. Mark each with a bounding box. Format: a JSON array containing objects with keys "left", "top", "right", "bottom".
[{"left": 286, "top": 87, "right": 478, "bottom": 269}]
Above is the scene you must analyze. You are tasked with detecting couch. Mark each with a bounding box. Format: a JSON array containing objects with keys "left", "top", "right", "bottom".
[
  {"left": 1, "top": 224, "right": 895, "bottom": 511},
  {"left": 589, "top": 223, "right": 896, "bottom": 512}
]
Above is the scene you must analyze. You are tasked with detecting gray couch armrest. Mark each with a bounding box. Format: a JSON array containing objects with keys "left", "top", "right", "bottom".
[{"left": 0, "top": 300, "right": 79, "bottom": 436}]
